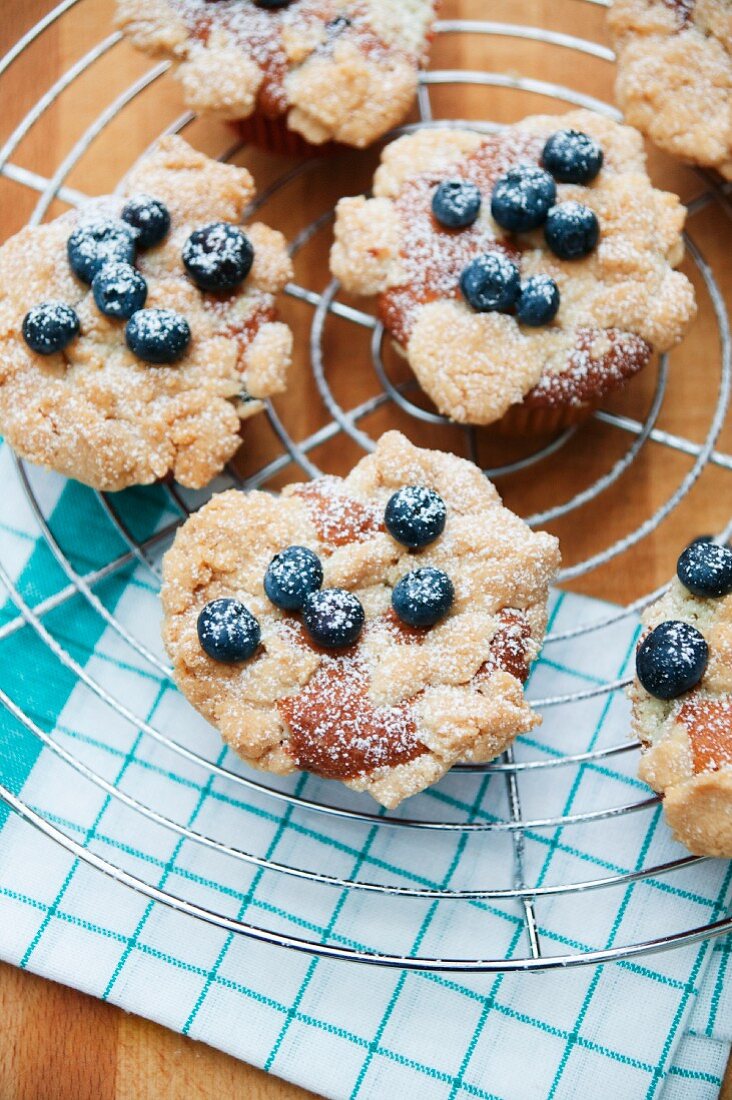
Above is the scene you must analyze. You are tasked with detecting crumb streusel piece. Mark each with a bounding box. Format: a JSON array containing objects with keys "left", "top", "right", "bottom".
[
  {"left": 162, "top": 430, "right": 561, "bottom": 808},
  {"left": 609, "top": 0, "right": 732, "bottom": 180}
]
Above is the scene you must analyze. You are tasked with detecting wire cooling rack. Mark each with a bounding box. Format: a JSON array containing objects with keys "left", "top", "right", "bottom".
[{"left": 0, "top": 0, "right": 731, "bottom": 974}]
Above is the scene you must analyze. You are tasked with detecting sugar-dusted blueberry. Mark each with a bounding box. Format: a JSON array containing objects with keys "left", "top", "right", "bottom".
[
  {"left": 125, "top": 308, "right": 190, "bottom": 364},
  {"left": 677, "top": 540, "right": 732, "bottom": 599},
  {"left": 326, "top": 14, "right": 351, "bottom": 34},
  {"left": 22, "top": 301, "right": 80, "bottom": 355},
  {"left": 490, "top": 165, "right": 557, "bottom": 233},
  {"left": 67, "top": 218, "right": 137, "bottom": 284},
  {"left": 516, "top": 274, "right": 560, "bottom": 327},
  {"left": 302, "top": 587, "right": 365, "bottom": 648},
  {"left": 197, "top": 597, "right": 261, "bottom": 663},
  {"left": 636, "top": 620, "right": 708, "bottom": 700},
  {"left": 432, "top": 178, "right": 482, "bottom": 229},
  {"left": 92, "top": 262, "right": 148, "bottom": 320},
  {"left": 385, "top": 486, "right": 447, "bottom": 550},
  {"left": 182, "top": 222, "right": 254, "bottom": 292},
  {"left": 544, "top": 201, "right": 599, "bottom": 260},
  {"left": 392, "top": 567, "right": 454, "bottom": 628},
  {"left": 460, "top": 252, "right": 521, "bottom": 313},
  {"left": 264, "top": 545, "right": 324, "bottom": 611},
  {"left": 542, "top": 129, "right": 604, "bottom": 185},
  {"left": 121, "top": 194, "right": 171, "bottom": 249}
]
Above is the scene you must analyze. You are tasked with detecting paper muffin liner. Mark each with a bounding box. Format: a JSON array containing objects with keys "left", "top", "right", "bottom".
[
  {"left": 494, "top": 400, "right": 601, "bottom": 436},
  {"left": 494, "top": 353, "right": 651, "bottom": 435},
  {"left": 234, "top": 113, "right": 341, "bottom": 158}
]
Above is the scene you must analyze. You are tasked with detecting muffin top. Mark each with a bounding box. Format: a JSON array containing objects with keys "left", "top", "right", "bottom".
[
  {"left": 609, "top": 0, "right": 732, "bottom": 180},
  {"left": 115, "top": 0, "right": 439, "bottom": 147},
  {"left": 331, "top": 109, "right": 696, "bottom": 426},
  {"left": 161, "top": 430, "right": 560, "bottom": 808},
  {"left": 630, "top": 538, "right": 732, "bottom": 857},
  {"left": 0, "top": 136, "right": 293, "bottom": 491}
]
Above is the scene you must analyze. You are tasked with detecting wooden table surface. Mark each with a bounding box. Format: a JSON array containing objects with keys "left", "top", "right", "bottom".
[{"left": 0, "top": 0, "right": 730, "bottom": 1096}]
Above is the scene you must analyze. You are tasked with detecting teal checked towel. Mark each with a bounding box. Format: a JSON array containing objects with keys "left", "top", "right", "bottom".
[{"left": 0, "top": 440, "right": 729, "bottom": 1100}]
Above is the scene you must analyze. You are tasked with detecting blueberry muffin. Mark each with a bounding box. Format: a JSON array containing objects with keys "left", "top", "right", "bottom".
[
  {"left": 609, "top": 0, "right": 732, "bottom": 180},
  {"left": 0, "top": 136, "right": 293, "bottom": 490},
  {"left": 331, "top": 109, "right": 696, "bottom": 432},
  {"left": 630, "top": 537, "right": 732, "bottom": 856},
  {"left": 162, "top": 431, "right": 561, "bottom": 808},
  {"left": 115, "top": 0, "right": 440, "bottom": 153}
]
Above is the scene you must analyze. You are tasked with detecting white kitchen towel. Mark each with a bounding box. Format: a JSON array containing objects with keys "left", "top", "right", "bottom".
[{"left": 0, "top": 442, "right": 729, "bottom": 1100}]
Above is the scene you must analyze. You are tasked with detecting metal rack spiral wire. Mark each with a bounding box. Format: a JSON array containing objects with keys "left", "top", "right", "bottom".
[{"left": 0, "top": 0, "right": 731, "bottom": 973}]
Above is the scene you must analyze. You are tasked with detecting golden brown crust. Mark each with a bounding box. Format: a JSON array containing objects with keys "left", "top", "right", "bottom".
[
  {"left": 161, "top": 431, "right": 561, "bottom": 808},
  {"left": 115, "top": 0, "right": 439, "bottom": 148},
  {"left": 609, "top": 0, "right": 732, "bottom": 180},
  {"left": 663, "top": 771, "right": 732, "bottom": 858},
  {"left": 330, "top": 109, "right": 696, "bottom": 426},
  {"left": 0, "top": 136, "right": 293, "bottom": 491},
  {"left": 630, "top": 577, "right": 732, "bottom": 856}
]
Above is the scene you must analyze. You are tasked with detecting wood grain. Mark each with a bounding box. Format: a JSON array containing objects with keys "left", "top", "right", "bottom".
[
  {"left": 0, "top": 963, "right": 317, "bottom": 1100},
  {"left": 0, "top": 0, "right": 729, "bottom": 1096}
]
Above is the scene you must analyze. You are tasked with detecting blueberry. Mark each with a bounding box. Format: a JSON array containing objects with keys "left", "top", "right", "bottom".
[
  {"left": 121, "top": 194, "right": 171, "bottom": 248},
  {"left": 392, "top": 567, "right": 454, "bottom": 628},
  {"left": 92, "top": 262, "right": 148, "bottom": 319},
  {"left": 22, "top": 301, "right": 80, "bottom": 355},
  {"left": 264, "top": 545, "right": 323, "bottom": 611},
  {"left": 326, "top": 14, "right": 351, "bottom": 33},
  {"left": 490, "top": 165, "right": 556, "bottom": 233},
  {"left": 125, "top": 308, "right": 190, "bottom": 364},
  {"left": 544, "top": 201, "right": 599, "bottom": 260},
  {"left": 636, "top": 620, "right": 708, "bottom": 700},
  {"left": 542, "top": 129, "right": 604, "bottom": 185},
  {"left": 460, "top": 252, "right": 521, "bottom": 313},
  {"left": 67, "top": 218, "right": 136, "bottom": 284},
  {"left": 302, "top": 588, "right": 365, "bottom": 648},
  {"left": 384, "top": 486, "right": 447, "bottom": 550},
  {"left": 183, "top": 222, "right": 254, "bottom": 292},
  {"left": 197, "top": 597, "right": 261, "bottom": 663},
  {"left": 677, "top": 540, "right": 732, "bottom": 598},
  {"left": 255, "top": 0, "right": 291, "bottom": 7},
  {"left": 432, "top": 179, "right": 482, "bottom": 229},
  {"left": 516, "top": 274, "right": 560, "bottom": 327}
]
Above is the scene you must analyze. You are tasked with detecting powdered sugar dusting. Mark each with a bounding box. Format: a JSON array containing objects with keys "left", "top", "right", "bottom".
[
  {"left": 332, "top": 111, "right": 696, "bottom": 425},
  {"left": 477, "top": 609, "right": 532, "bottom": 684},
  {"left": 159, "top": 0, "right": 431, "bottom": 115},
  {"left": 162, "top": 432, "right": 561, "bottom": 806},
  {"left": 631, "top": 573, "right": 732, "bottom": 855},
  {"left": 610, "top": 0, "right": 731, "bottom": 180},
  {"left": 524, "top": 327, "right": 651, "bottom": 409},
  {"left": 279, "top": 654, "right": 426, "bottom": 779},
  {"left": 678, "top": 695, "right": 732, "bottom": 775},
  {"left": 380, "top": 132, "right": 542, "bottom": 346},
  {"left": 183, "top": 221, "right": 251, "bottom": 279},
  {"left": 0, "top": 136, "right": 293, "bottom": 490},
  {"left": 295, "top": 478, "right": 384, "bottom": 548},
  {"left": 277, "top": 606, "right": 533, "bottom": 780},
  {"left": 382, "top": 128, "right": 633, "bottom": 407}
]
